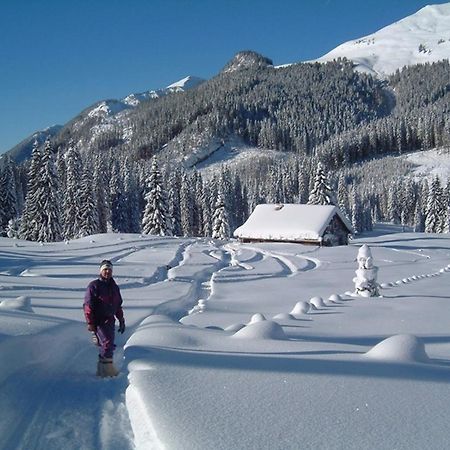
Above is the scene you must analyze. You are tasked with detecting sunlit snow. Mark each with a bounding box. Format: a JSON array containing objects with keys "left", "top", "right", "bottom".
[
  {"left": 315, "top": 3, "right": 450, "bottom": 76},
  {"left": 1, "top": 225, "right": 450, "bottom": 449}
]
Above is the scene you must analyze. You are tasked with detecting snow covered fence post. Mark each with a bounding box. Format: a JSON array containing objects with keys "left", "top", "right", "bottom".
[{"left": 353, "top": 244, "right": 380, "bottom": 297}]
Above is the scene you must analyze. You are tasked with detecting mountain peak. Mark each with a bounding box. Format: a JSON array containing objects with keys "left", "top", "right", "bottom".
[
  {"left": 315, "top": 2, "right": 450, "bottom": 76},
  {"left": 222, "top": 51, "right": 273, "bottom": 73},
  {"left": 166, "top": 75, "right": 205, "bottom": 91}
]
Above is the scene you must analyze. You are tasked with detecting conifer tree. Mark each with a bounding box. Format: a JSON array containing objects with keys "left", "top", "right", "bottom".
[
  {"left": 141, "top": 158, "right": 172, "bottom": 236},
  {"left": 110, "top": 160, "right": 127, "bottom": 232},
  {"left": 167, "top": 169, "right": 182, "bottom": 236},
  {"left": 425, "top": 176, "right": 446, "bottom": 233},
  {"left": 63, "top": 144, "right": 83, "bottom": 239},
  {"left": 211, "top": 188, "right": 230, "bottom": 239},
  {"left": 20, "top": 141, "right": 43, "bottom": 240},
  {"left": 78, "top": 164, "right": 99, "bottom": 237},
  {"left": 307, "top": 162, "right": 336, "bottom": 205},
  {"left": 180, "top": 171, "right": 195, "bottom": 236},
  {"left": 122, "top": 158, "right": 141, "bottom": 233},
  {"left": 30, "top": 139, "right": 62, "bottom": 242},
  {"left": 93, "top": 153, "right": 109, "bottom": 233},
  {"left": 0, "top": 156, "right": 19, "bottom": 232}
]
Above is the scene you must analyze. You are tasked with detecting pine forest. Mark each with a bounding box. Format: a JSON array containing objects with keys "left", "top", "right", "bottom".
[{"left": 1, "top": 54, "right": 450, "bottom": 242}]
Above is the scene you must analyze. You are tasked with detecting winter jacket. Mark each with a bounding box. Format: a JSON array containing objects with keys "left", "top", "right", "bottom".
[{"left": 83, "top": 277, "right": 124, "bottom": 327}]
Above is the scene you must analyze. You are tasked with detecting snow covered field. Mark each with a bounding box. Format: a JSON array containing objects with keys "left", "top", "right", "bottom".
[{"left": 1, "top": 226, "right": 450, "bottom": 450}]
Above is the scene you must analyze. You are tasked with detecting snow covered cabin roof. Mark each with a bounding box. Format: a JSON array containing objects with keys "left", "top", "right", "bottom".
[{"left": 233, "top": 204, "right": 353, "bottom": 243}]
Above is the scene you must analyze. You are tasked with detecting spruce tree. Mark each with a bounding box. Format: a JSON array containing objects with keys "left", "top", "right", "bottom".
[
  {"left": 20, "top": 141, "right": 43, "bottom": 240},
  {"left": 63, "top": 144, "right": 83, "bottom": 239},
  {"left": 180, "top": 171, "right": 195, "bottom": 236},
  {"left": 307, "top": 162, "right": 336, "bottom": 205},
  {"left": 93, "top": 153, "right": 109, "bottom": 233},
  {"left": 33, "top": 139, "right": 62, "bottom": 242},
  {"left": 78, "top": 164, "right": 99, "bottom": 237},
  {"left": 167, "top": 169, "right": 182, "bottom": 236},
  {"left": 141, "top": 158, "right": 172, "bottom": 236},
  {"left": 0, "top": 156, "right": 19, "bottom": 233},
  {"left": 425, "top": 176, "right": 446, "bottom": 233},
  {"left": 211, "top": 188, "right": 231, "bottom": 239}
]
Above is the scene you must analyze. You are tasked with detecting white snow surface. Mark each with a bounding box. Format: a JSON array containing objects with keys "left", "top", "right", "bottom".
[
  {"left": 404, "top": 147, "right": 450, "bottom": 182},
  {"left": 314, "top": 3, "right": 450, "bottom": 76},
  {"left": 233, "top": 203, "right": 352, "bottom": 242},
  {"left": 1, "top": 227, "right": 450, "bottom": 449}
]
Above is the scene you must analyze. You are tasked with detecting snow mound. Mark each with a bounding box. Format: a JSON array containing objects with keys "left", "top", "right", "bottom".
[
  {"left": 309, "top": 296, "right": 326, "bottom": 309},
  {"left": 224, "top": 323, "right": 246, "bottom": 332},
  {"left": 232, "top": 320, "right": 287, "bottom": 340},
  {"left": 0, "top": 296, "right": 34, "bottom": 312},
  {"left": 328, "top": 294, "right": 342, "bottom": 303},
  {"left": 365, "top": 334, "right": 430, "bottom": 363},
  {"left": 290, "top": 301, "right": 310, "bottom": 315},
  {"left": 248, "top": 313, "right": 266, "bottom": 324},
  {"left": 273, "top": 313, "right": 295, "bottom": 321},
  {"left": 141, "top": 314, "right": 176, "bottom": 326}
]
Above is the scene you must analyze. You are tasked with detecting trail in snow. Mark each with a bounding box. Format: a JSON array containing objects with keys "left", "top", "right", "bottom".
[
  {"left": 0, "top": 239, "right": 230, "bottom": 449},
  {"left": 0, "top": 236, "right": 204, "bottom": 450},
  {"left": 0, "top": 322, "right": 134, "bottom": 450},
  {"left": 155, "top": 242, "right": 231, "bottom": 321}
]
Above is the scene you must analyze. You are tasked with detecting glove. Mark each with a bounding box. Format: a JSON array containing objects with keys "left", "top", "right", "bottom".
[
  {"left": 118, "top": 321, "right": 125, "bottom": 334},
  {"left": 87, "top": 323, "right": 97, "bottom": 332}
]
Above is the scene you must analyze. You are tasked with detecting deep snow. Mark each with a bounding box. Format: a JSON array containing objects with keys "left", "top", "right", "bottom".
[
  {"left": 1, "top": 226, "right": 450, "bottom": 449},
  {"left": 315, "top": 3, "right": 450, "bottom": 76}
]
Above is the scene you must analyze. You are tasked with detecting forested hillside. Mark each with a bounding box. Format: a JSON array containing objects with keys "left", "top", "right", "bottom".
[{"left": 1, "top": 54, "right": 450, "bottom": 242}]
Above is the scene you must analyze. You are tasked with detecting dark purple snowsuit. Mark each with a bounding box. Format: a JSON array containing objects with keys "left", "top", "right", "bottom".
[{"left": 83, "top": 277, "right": 124, "bottom": 358}]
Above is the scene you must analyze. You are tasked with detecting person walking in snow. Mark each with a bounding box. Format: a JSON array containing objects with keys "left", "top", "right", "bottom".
[{"left": 83, "top": 259, "right": 125, "bottom": 377}]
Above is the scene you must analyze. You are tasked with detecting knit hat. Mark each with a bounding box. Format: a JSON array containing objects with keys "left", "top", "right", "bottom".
[{"left": 100, "top": 260, "right": 113, "bottom": 271}]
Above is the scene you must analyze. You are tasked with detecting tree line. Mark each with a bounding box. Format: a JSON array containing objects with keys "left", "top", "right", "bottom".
[{"left": 1, "top": 136, "right": 449, "bottom": 242}]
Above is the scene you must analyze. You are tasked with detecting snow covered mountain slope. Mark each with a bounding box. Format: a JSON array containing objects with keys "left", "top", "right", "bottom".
[
  {"left": 315, "top": 3, "right": 450, "bottom": 76},
  {"left": 2, "top": 125, "right": 63, "bottom": 164},
  {"left": 4, "top": 76, "right": 204, "bottom": 161},
  {"left": 82, "top": 75, "right": 205, "bottom": 119}
]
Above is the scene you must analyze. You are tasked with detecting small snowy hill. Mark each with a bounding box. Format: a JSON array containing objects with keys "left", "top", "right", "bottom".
[{"left": 315, "top": 3, "right": 450, "bottom": 76}]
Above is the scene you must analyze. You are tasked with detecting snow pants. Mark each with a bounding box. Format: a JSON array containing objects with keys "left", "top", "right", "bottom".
[{"left": 96, "top": 320, "right": 116, "bottom": 359}]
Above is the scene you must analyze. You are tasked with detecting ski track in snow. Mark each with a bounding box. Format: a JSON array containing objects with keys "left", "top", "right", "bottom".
[
  {"left": 155, "top": 242, "right": 231, "bottom": 321},
  {"left": 2, "top": 234, "right": 450, "bottom": 450},
  {"left": 0, "top": 322, "right": 134, "bottom": 450}
]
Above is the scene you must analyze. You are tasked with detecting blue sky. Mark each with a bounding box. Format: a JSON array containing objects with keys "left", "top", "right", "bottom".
[{"left": 1, "top": 0, "right": 448, "bottom": 153}]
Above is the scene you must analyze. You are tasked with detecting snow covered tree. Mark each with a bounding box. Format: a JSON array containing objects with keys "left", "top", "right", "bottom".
[
  {"left": 350, "top": 185, "right": 363, "bottom": 234},
  {"left": 307, "top": 162, "right": 335, "bottom": 205},
  {"left": 122, "top": 158, "right": 141, "bottom": 233},
  {"left": 110, "top": 160, "right": 128, "bottom": 233},
  {"left": 0, "top": 156, "right": 19, "bottom": 233},
  {"left": 297, "top": 166, "right": 310, "bottom": 204},
  {"left": 211, "top": 188, "right": 231, "bottom": 239},
  {"left": 387, "top": 182, "right": 401, "bottom": 224},
  {"left": 337, "top": 173, "right": 350, "bottom": 218},
  {"left": 167, "top": 169, "right": 182, "bottom": 236},
  {"left": 78, "top": 164, "right": 99, "bottom": 237},
  {"left": 180, "top": 171, "right": 195, "bottom": 236},
  {"left": 22, "top": 139, "right": 62, "bottom": 242},
  {"left": 141, "top": 158, "right": 172, "bottom": 236},
  {"left": 20, "top": 141, "right": 43, "bottom": 240},
  {"left": 62, "top": 144, "right": 83, "bottom": 239},
  {"left": 414, "top": 202, "right": 425, "bottom": 232},
  {"left": 425, "top": 176, "right": 446, "bottom": 233},
  {"left": 93, "top": 153, "right": 110, "bottom": 233}
]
